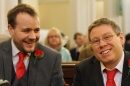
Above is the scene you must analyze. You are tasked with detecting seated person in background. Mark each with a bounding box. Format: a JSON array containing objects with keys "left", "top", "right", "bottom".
[
  {"left": 124, "top": 33, "right": 130, "bottom": 51},
  {"left": 44, "top": 27, "right": 72, "bottom": 62},
  {"left": 78, "top": 33, "right": 89, "bottom": 52},
  {"left": 70, "top": 32, "right": 84, "bottom": 61},
  {"left": 78, "top": 33, "right": 94, "bottom": 61},
  {"left": 78, "top": 44, "right": 94, "bottom": 61}
]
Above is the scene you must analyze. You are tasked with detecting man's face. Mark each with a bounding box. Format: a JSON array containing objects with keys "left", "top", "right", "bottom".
[
  {"left": 75, "top": 35, "right": 84, "bottom": 47},
  {"left": 8, "top": 12, "right": 40, "bottom": 53},
  {"left": 90, "top": 24, "right": 125, "bottom": 68}
]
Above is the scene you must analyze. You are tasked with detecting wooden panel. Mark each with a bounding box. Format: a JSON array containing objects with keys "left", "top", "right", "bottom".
[{"left": 62, "top": 61, "right": 79, "bottom": 86}]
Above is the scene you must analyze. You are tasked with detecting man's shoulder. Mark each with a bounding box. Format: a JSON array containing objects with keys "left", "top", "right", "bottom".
[
  {"left": 76, "top": 56, "right": 98, "bottom": 68},
  {"left": 125, "top": 51, "right": 130, "bottom": 55},
  {"left": 124, "top": 51, "right": 130, "bottom": 59},
  {"left": 0, "top": 38, "right": 10, "bottom": 45},
  {"left": 0, "top": 39, "right": 11, "bottom": 50}
]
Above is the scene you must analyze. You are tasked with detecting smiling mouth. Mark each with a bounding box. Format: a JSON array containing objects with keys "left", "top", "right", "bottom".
[
  {"left": 100, "top": 49, "right": 112, "bottom": 54},
  {"left": 25, "top": 41, "right": 35, "bottom": 44}
]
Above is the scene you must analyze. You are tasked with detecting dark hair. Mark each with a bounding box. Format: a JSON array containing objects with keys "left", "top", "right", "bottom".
[
  {"left": 7, "top": 4, "right": 38, "bottom": 28},
  {"left": 125, "top": 33, "right": 130, "bottom": 41},
  {"left": 73, "top": 32, "right": 83, "bottom": 40},
  {"left": 88, "top": 18, "right": 121, "bottom": 41}
]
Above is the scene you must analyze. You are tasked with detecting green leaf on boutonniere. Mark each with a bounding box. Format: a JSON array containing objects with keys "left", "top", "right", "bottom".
[{"left": 34, "top": 49, "right": 44, "bottom": 65}]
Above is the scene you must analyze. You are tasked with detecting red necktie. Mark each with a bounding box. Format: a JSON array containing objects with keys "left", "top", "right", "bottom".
[
  {"left": 105, "top": 69, "right": 117, "bottom": 86},
  {"left": 16, "top": 52, "right": 26, "bottom": 80}
]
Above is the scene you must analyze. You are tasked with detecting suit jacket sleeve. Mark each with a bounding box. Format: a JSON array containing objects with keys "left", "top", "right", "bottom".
[{"left": 50, "top": 53, "right": 64, "bottom": 86}]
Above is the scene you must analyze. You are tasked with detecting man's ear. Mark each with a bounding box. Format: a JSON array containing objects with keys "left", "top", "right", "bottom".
[
  {"left": 119, "top": 33, "right": 125, "bottom": 46},
  {"left": 8, "top": 24, "right": 14, "bottom": 36}
]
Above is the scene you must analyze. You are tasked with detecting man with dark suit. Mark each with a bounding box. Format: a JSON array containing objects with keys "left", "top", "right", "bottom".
[
  {"left": 73, "top": 18, "right": 130, "bottom": 86},
  {"left": 0, "top": 4, "right": 64, "bottom": 86},
  {"left": 70, "top": 32, "right": 84, "bottom": 61}
]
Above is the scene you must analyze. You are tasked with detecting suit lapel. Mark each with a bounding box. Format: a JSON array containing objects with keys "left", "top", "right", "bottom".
[
  {"left": 121, "top": 51, "right": 130, "bottom": 86},
  {"left": 28, "top": 52, "right": 38, "bottom": 86},
  {"left": 3, "top": 39, "right": 12, "bottom": 84},
  {"left": 89, "top": 58, "right": 104, "bottom": 86}
]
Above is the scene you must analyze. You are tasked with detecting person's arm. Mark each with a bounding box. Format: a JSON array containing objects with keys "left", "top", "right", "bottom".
[{"left": 51, "top": 54, "right": 64, "bottom": 86}]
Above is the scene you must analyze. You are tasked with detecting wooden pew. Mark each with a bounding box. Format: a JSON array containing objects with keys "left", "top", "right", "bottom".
[{"left": 62, "top": 61, "right": 79, "bottom": 86}]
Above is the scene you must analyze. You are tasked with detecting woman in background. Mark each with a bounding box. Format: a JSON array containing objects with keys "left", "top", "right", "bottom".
[{"left": 44, "top": 27, "right": 72, "bottom": 62}]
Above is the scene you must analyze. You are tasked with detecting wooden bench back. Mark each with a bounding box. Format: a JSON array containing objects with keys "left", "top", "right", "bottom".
[{"left": 62, "top": 61, "right": 79, "bottom": 86}]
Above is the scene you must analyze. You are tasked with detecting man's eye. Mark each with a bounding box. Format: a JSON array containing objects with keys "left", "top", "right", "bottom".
[
  {"left": 104, "top": 35, "right": 110, "bottom": 40},
  {"left": 34, "top": 28, "right": 40, "bottom": 33},
  {"left": 35, "top": 29, "right": 40, "bottom": 33},
  {"left": 23, "top": 29, "right": 30, "bottom": 32}
]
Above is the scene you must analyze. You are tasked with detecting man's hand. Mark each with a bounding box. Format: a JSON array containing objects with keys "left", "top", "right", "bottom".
[{"left": 0, "top": 79, "right": 9, "bottom": 86}]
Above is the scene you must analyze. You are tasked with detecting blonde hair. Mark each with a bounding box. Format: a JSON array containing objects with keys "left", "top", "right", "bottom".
[{"left": 44, "top": 27, "right": 62, "bottom": 46}]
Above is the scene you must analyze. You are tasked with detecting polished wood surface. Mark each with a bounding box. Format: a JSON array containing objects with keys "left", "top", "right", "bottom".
[{"left": 62, "top": 61, "right": 79, "bottom": 86}]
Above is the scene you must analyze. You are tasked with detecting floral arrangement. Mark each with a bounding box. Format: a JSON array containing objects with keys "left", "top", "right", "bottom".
[
  {"left": 127, "top": 59, "right": 130, "bottom": 78},
  {"left": 34, "top": 49, "right": 44, "bottom": 65}
]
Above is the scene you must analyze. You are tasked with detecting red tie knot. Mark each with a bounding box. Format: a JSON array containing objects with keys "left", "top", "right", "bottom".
[
  {"left": 18, "top": 52, "right": 26, "bottom": 60},
  {"left": 105, "top": 69, "right": 117, "bottom": 80}
]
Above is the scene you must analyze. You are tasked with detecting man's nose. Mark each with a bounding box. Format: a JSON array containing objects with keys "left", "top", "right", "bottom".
[
  {"left": 99, "top": 39, "right": 107, "bottom": 47},
  {"left": 29, "top": 31, "right": 36, "bottom": 39}
]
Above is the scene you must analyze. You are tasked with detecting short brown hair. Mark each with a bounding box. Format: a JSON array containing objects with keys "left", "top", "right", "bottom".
[
  {"left": 88, "top": 18, "right": 121, "bottom": 41},
  {"left": 7, "top": 4, "right": 38, "bottom": 28}
]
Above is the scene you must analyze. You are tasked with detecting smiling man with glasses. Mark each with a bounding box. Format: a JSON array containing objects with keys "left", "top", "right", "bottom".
[{"left": 73, "top": 18, "right": 130, "bottom": 86}]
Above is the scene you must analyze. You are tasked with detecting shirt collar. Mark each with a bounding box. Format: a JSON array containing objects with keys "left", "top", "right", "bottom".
[{"left": 11, "top": 39, "right": 20, "bottom": 57}]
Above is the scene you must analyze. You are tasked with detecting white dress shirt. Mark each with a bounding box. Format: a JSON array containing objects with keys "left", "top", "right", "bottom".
[
  {"left": 11, "top": 40, "right": 30, "bottom": 71},
  {"left": 100, "top": 51, "right": 124, "bottom": 86}
]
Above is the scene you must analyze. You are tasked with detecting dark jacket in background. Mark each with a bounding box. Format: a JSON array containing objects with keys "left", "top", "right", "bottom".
[{"left": 70, "top": 48, "right": 79, "bottom": 61}]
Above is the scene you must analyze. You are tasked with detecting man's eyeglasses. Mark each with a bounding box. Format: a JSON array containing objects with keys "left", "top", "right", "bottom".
[{"left": 91, "top": 34, "right": 119, "bottom": 46}]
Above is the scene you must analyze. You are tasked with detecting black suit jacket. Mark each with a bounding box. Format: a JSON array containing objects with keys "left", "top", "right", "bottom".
[
  {"left": 73, "top": 51, "right": 130, "bottom": 86},
  {"left": 124, "top": 42, "right": 130, "bottom": 51},
  {"left": 0, "top": 39, "right": 64, "bottom": 86},
  {"left": 70, "top": 48, "right": 79, "bottom": 61}
]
